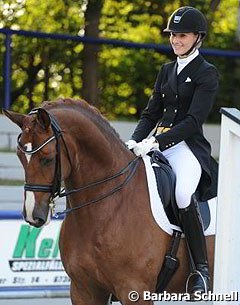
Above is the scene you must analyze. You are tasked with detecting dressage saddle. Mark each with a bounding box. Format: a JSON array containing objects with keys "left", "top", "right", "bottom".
[{"left": 149, "top": 150, "right": 211, "bottom": 231}]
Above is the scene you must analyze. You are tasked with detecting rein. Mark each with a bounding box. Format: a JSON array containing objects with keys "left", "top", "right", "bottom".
[
  {"left": 18, "top": 108, "right": 141, "bottom": 217},
  {"left": 58, "top": 157, "right": 139, "bottom": 197},
  {"left": 55, "top": 156, "right": 140, "bottom": 217}
]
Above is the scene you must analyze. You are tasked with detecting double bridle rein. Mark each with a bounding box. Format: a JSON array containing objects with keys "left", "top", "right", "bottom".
[{"left": 17, "top": 108, "right": 140, "bottom": 217}]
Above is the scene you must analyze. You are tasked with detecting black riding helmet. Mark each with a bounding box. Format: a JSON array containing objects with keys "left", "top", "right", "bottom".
[
  {"left": 164, "top": 6, "right": 207, "bottom": 56},
  {"left": 164, "top": 6, "right": 207, "bottom": 37}
]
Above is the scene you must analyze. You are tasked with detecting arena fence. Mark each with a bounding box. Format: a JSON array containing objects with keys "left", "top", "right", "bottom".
[{"left": 213, "top": 108, "right": 240, "bottom": 304}]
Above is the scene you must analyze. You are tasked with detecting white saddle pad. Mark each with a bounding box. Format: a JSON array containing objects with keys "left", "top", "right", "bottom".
[{"left": 142, "top": 155, "right": 216, "bottom": 236}]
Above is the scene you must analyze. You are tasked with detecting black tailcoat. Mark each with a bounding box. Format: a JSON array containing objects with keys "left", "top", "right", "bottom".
[{"left": 132, "top": 54, "right": 219, "bottom": 201}]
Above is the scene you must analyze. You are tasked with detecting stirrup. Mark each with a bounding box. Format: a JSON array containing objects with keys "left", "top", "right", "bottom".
[{"left": 185, "top": 269, "right": 208, "bottom": 294}]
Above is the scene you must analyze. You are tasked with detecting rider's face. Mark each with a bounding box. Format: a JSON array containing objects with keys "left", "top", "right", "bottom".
[{"left": 169, "top": 32, "right": 199, "bottom": 57}]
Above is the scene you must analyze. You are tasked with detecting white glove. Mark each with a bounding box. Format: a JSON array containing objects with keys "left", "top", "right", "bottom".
[
  {"left": 125, "top": 139, "right": 138, "bottom": 150},
  {"left": 133, "top": 136, "right": 159, "bottom": 157}
]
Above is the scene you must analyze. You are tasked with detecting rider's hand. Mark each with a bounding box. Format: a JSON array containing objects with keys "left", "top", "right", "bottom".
[
  {"left": 125, "top": 139, "right": 138, "bottom": 150},
  {"left": 133, "top": 136, "right": 159, "bottom": 157}
]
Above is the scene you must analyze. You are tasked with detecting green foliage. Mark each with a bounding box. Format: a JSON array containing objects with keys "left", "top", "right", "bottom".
[
  {"left": 0, "top": 0, "right": 239, "bottom": 122},
  {"left": 0, "top": 0, "right": 85, "bottom": 113}
]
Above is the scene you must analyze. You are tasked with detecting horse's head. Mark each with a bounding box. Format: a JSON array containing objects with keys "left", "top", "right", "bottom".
[
  {"left": 3, "top": 108, "right": 71, "bottom": 228},
  {"left": 3, "top": 99, "right": 135, "bottom": 227}
]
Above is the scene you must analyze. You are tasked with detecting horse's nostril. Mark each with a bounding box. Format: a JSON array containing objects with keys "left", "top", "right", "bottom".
[{"left": 33, "top": 217, "right": 45, "bottom": 228}]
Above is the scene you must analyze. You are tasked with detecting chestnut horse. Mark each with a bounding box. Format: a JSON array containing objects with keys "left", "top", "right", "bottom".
[{"left": 3, "top": 98, "right": 214, "bottom": 305}]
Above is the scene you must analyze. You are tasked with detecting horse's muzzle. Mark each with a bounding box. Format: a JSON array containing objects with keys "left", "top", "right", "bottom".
[
  {"left": 23, "top": 201, "right": 50, "bottom": 228},
  {"left": 28, "top": 217, "right": 45, "bottom": 228}
]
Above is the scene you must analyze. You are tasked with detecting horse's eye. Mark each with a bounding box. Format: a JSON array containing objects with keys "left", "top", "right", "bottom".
[{"left": 40, "top": 157, "right": 54, "bottom": 166}]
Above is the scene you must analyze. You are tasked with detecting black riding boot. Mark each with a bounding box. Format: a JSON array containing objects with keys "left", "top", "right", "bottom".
[{"left": 179, "top": 195, "right": 210, "bottom": 297}]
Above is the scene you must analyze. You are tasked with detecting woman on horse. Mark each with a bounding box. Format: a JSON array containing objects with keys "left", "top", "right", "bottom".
[{"left": 126, "top": 6, "right": 219, "bottom": 295}]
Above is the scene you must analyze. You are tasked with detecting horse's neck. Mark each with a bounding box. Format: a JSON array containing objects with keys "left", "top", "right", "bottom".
[
  {"left": 64, "top": 128, "right": 131, "bottom": 194},
  {"left": 56, "top": 108, "right": 132, "bottom": 208}
]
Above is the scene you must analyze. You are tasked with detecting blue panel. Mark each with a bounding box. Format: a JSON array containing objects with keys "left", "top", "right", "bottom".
[{"left": 0, "top": 210, "right": 64, "bottom": 220}]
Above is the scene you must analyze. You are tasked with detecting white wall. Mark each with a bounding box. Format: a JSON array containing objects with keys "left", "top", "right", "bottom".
[{"left": 213, "top": 109, "right": 240, "bottom": 303}]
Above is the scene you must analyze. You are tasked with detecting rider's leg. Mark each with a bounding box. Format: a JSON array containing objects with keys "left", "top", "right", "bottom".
[
  {"left": 179, "top": 195, "right": 209, "bottom": 294},
  {"left": 162, "top": 141, "right": 209, "bottom": 294}
]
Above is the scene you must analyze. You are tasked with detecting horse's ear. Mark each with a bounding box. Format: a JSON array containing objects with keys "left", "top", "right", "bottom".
[
  {"left": 2, "top": 109, "right": 26, "bottom": 129},
  {"left": 37, "top": 108, "right": 51, "bottom": 129}
]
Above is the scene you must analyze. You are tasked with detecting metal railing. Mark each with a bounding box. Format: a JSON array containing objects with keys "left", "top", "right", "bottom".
[{"left": 1, "top": 27, "right": 240, "bottom": 110}]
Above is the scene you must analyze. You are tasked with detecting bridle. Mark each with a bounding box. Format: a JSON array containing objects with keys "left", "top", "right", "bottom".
[
  {"left": 17, "top": 108, "right": 140, "bottom": 217},
  {"left": 17, "top": 108, "right": 68, "bottom": 200}
]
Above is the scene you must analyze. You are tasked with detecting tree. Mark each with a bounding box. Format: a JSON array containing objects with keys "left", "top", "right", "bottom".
[
  {"left": 82, "top": 0, "right": 103, "bottom": 106},
  {"left": 0, "top": 0, "right": 85, "bottom": 112}
]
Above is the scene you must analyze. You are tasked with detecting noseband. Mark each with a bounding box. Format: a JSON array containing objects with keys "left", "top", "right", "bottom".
[{"left": 18, "top": 108, "right": 140, "bottom": 216}]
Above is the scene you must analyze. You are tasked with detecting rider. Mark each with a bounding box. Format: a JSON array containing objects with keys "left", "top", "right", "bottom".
[{"left": 126, "top": 6, "right": 219, "bottom": 295}]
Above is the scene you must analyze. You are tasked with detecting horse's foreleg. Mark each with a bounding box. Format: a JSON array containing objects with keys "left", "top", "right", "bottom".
[{"left": 70, "top": 280, "right": 109, "bottom": 305}]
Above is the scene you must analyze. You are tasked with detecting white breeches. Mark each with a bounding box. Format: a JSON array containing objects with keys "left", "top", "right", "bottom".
[{"left": 161, "top": 141, "right": 202, "bottom": 209}]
